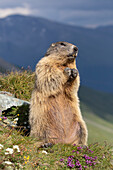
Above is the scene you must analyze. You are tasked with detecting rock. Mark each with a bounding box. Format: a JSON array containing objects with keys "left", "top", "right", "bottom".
[
  {"left": 0, "top": 92, "right": 30, "bottom": 111},
  {"left": 0, "top": 92, "right": 30, "bottom": 132},
  {"left": 0, "top": 91, "right": 14, "bottom": 97}
]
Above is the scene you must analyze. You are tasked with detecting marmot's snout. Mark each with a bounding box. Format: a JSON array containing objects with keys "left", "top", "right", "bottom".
[
  {"left": 73, "top": 46, "right": 78, "bottom": 55},
  {"left": 73, "top": 46, "right": 78, "bottom": 58},
  {"left": 67, "top": 45, "right": 78, "bottom": 61}
]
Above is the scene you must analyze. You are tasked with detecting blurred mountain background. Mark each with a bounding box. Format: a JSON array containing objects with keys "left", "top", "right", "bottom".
[{"left": 0, "top": 15, "right": 113, "bottom": 93}]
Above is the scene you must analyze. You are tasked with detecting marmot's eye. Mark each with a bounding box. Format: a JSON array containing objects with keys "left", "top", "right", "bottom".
[{"left": 60, "top": 42, "right": 66, "bottom": 46}]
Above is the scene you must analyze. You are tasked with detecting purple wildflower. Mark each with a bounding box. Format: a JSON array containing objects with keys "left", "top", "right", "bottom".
[
  {"left": 76, "top": 151, "right": 79, "bottom": 154},
  {"left": 91, "top": 158, "right": 96, "bottom": 161},
  {"left": 86, "top": 160, "right": 89, "bottom": 164},
  {"left": 79, "top": 167, "right": 82, "bottom": 170},
  {"left": 93, "top": 162, "right": 97, "bottom": 165},
  {"left": 84, "top": 154, "right": 89, "bottom": 160},
  {"left": 3, "top": 117, "right": 7, "bottom": 120},
  {"left": 67, "top": 162, "right": 75, "bottom": 168},
  {"left": 84, "top": 166, "right": 87, "bottom": 168},
  {"left": 72, "top": 150, "right": 75, "bottom": 153},
  {"left": 89, "top": 149, "right": 94, "bottom": 153},
  {"left": 76, "top": 161, "right": 80, "bottom": 166},
  {"left": 76, "top": 160, "right": 82, "bottom": 168},
  {"left": 67, "top": 156, "right": 75, "bottom": 168},
  {"left": 73, "top": 144, "right": 76, "bottom": 146},
  {"left": 95, "top": 156, "right": 97, "bottom": 159},
  {"left": 77, "top": 146, "right": 82, "bottom": 150},
  {"left": 60, "top": 158, "right": 64, "bottom": 162}
]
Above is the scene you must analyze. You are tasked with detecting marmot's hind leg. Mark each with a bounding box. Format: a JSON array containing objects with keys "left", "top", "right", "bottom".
[{"left": 72, "top": 121, "right": 88, "bottom": 146}]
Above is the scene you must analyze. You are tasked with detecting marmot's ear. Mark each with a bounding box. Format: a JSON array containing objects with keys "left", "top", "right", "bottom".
[{"left": 51, "top": 43, "right": 55, "bottom": 47}]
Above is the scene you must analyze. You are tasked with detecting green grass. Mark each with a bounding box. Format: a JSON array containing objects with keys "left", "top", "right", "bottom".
[
  {"left": 80, "top": 103, "right": 113, "bottom": 144},
  {"left": 0, "top": 126, "right": 113, "bottom": 169},
  {"left": 0, "top": 71, "right": 35, "bottom": 101},
  {"left": 79, "top": 86, "right": 113, "bottom": 124},
  {"left": 0, "top": 71, "right": 113, "bottom": 169}
]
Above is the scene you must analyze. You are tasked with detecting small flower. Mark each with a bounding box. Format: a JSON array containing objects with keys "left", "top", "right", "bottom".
[
  {"left": 84, "top": 166, "right": 87, "bottom": 168},
  {"left": 76, "top": 151, "right": 79, "bottom": 154},
  {"left": 93, "top": 162, "right": 96, "bottom": 165},
  {"left": 68, "top": 162, "right": 75, "bottom": 168},
  {"left": 76, "top": 160, "right": 81, "bottom": 167},
  {"left": 77, "top": 146, "right": 82, "bottom": 151},
  {"left": 0, "top": 118, "right": 2, "bottom": 121},
  {"left": 5, "top": 148, "right": 13, "bottom": 155},
  {"left": 60, "top": 158, "right": 64, "bottom": 162},
  {"left": 13, "top": 145, "right": 20, "bottom": 152},
  {"left": 42, "top": 150, "right": 48, "bottom": 154},
  {"left": 3, "top": 116, "right": 7, "bottom": 120},
  {"left": 86, "top": 160, "right": 89, "bottom": 164},
  {"left": 102, "top": 155, "right": 105, "bottom": 159},
  {"left": 27, "top": 156, "right": 29, "bottom": 160},
  {"left": 89, "top": 149, "right": 94, "bottom": 153},
  {"left": 79, "top": 166, "right": 82, "bottom": 170},
  {"left": 73, "top": 144, "right": 76, "bottom": 146},
  {"left": 4, "top": 161, "right": 13, "bottom": 165},
  {"left": 17, "top": 114, "right": 19, "bottom": 116},
  {"left": 0, "top": 144, "right": 4, "bottom": 149},
  {"left": 72, "top": 150, "right": 75, "bottom": 152}
]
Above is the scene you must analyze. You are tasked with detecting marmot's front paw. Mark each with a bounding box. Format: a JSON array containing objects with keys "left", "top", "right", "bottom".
[
  {"left": 64, "top": 67, "right": 72, "bottom": 77},
  {"left": 71, "top": 69, "right": 78, "bottom": 78},
  {"left": 40, "top": 143, "right": 53, "bottom": 148},
  {"left": 64, "top": 67, "right": 78, "bottom": 80}
]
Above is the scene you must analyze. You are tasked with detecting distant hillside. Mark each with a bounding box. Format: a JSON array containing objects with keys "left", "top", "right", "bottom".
[
  {"left": 0, "top": 15, "right": 113, "bottom": 93},
  {"left": 79, "top": 86, "right": 113, "bottom": 143},
  {"left": 79, "top": 86, "right": 113, "bottom": 124},
  {"left": 0, "top": 57, "right": 19, "bottom": 73}
]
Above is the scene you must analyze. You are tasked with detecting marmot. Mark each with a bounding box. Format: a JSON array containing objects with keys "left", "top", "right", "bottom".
[{"left": 29, "top": 41, "right": 88, "bottom": 145}]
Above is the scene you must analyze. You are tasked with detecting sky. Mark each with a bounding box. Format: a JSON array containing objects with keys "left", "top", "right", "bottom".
[{"left": 0, "top": 0, "right": 113, "bottom": 28}]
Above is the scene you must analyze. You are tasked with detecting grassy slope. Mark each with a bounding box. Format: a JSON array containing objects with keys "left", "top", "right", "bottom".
[
  {"left": 0, "top": 72, "right": 113, "bottom": 169},
  {"left": 79, "top": 86, "right": 113, "bottom": 144},
  {"left": 81, "top": 103, "right": 113, "bottom": 144},
  {"left": 79, "top": 86, "right": 113, "bottom": 123}
]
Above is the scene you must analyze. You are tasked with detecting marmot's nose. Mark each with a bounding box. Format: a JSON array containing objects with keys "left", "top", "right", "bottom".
[{"left": 73, "top": 46, "right": 78, "bottom": 52}]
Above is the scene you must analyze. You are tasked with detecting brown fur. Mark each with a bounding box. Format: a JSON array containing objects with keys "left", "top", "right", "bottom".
[{"left": 29, "top": 41, "right": 88, "bottom": 145}]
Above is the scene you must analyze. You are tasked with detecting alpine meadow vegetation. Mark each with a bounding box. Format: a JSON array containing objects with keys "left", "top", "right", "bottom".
[{"left": 0, "top": 71, "right": 113, "bottom": 169}]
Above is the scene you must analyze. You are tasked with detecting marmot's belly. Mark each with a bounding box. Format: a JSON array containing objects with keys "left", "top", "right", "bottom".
[
  {"left": 48, "top": 121, "right": 80, "bottom": 144},
  {"left": 46, "top": 95, "right": 80, "bottom": 144}
]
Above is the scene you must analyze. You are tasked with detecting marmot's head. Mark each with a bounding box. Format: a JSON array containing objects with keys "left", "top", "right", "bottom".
[{"left": 44, "top": 41, "right": 78, "bottom": 65}]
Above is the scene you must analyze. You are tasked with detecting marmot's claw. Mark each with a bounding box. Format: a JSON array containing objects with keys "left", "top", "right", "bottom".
[
  {"left": 64, "top": 67, "right": 72, "bottom": 77},
  {"left": 40, "top": 143, "right": 53, "bottom": 148},
  {"left": 64, "top": 67, "right": 78, "bottom": 79},
  {"left": 71, "top": 69, "right": 78, "bottom": 78}
]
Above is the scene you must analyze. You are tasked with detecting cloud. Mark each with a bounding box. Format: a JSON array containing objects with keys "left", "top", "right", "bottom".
[
  {"left": 29, "top": 8, "right": 113, "bottom": 27},
  {"left": 57, "top": 9, "right": 113, "bottom": 27},
  {"left": 0, "top": 0, "right": 113, "bottom": 27},
  {"left": 0, "top": 5, "right": 31, "bottom": 18}
]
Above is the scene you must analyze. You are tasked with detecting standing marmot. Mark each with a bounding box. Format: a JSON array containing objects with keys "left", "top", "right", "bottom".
[{"left": 29, "top": 41, "right": 88, "bottom": 145}]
